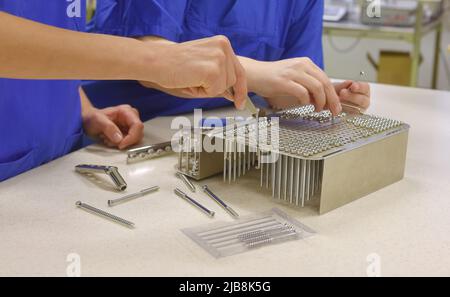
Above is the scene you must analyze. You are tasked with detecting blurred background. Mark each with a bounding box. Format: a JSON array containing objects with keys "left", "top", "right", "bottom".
[
  {"left": 323, "top": 0, "right": 450, "bottom": 90},
  {"left": 87, "top": 0, "right": 450, "bottom": 91}
]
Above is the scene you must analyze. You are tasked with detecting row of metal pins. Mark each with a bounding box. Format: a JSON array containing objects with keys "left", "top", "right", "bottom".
[
  {"left": 224, "top": 139, "right": 258, "bottom": 184},
  {"left": 266, "top": 154, "right": 322, "bottom": 208}
]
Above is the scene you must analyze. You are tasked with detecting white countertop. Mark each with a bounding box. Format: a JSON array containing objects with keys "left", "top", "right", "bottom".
[{"left": 1, "top": 83, "right": 450, "bottom": 277}]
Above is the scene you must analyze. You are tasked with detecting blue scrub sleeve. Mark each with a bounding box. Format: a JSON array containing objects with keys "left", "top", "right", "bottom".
[
  {"left": 281, "top": 0, "right": 324, "bottom": 69},
  {"left": 88, "top": 0, "right": 187, "bottom": 41}
]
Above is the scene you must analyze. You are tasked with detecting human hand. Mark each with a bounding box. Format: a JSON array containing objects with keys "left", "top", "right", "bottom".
[
  {"left": 240, "top": 57, "right": 341, "bottom": 115},
  {"left": 334, "top": 80, "right": 371, "bottom": 111},
  {"left": 82, "top": 104, "right": 144, "bottom": 150},
  {"left": 148, "top": 35, "right": 248, "bottom": 109}
]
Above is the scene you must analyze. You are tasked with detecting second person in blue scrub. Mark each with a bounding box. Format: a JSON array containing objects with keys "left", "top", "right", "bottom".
[
  {"left": 0, "top": 1, "right": 247, "bottom": 181},
  {"left": 85, "top": 0, "right": 370, "bottom": 120}
]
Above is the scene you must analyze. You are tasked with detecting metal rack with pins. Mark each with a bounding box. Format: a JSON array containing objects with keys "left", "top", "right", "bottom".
[{"left": 177, "top": 105, "right": 409, "bottom": 214}]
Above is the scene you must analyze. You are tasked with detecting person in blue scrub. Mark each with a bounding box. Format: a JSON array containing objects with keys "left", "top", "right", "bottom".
[
  {"left": 0, "top": 1, "right": 248, "bottom": 181},
  {"left": 85, "top": 0, "right": 370, "bottom": 121}
]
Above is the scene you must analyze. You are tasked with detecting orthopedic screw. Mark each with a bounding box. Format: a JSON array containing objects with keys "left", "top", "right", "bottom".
[{"left": 76, "top": 201, "right": 135, "bottom": 228}]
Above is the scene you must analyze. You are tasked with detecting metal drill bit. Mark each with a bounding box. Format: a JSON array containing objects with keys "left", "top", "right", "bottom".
[
  {"left": 174, "top": 188, "right": 215, "bottom": 217},
  {"left": 76, "top": 201, "right": 135, "bottom": 228},
  {"left": 202, "top": 185, "right": 239, "bottom": 218},
  {"left": 176, "top": 172, "right": 196, "bottom": 193},
  {"left": 108, "top": 186, "right": 159, "bottom": 207}
]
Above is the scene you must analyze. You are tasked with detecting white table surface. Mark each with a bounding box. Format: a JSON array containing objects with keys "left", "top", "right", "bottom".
[{"left": 1, "top": 83, "right": 449, "bottom": 277}]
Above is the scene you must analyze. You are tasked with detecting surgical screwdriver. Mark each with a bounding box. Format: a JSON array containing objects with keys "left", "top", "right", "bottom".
[
  {"left": 174, "top": 188, "right": 215, "bottom": 217},
  {"left": 108, "top": 186, "right": 159, "bottom": 207},
  {"left": 202, "top": 185, "right": 239, "bottom": 218}
]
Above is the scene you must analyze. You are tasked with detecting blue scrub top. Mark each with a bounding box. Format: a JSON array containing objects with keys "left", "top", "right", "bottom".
[
  {"left": 84, "top": 0, "right": 324, "bottom": 121},
  {"left": 0, "top": 1, "right": 85, "bottom": 181}
]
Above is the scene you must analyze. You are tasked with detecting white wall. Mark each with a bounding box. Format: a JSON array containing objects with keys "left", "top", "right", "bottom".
[{"left": 323, "top": 9, "right": 450, "bottom": 90}]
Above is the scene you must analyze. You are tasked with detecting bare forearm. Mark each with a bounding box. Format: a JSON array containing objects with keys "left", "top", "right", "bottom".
[
  {"left": 0, "top": 12, "right": 155, "bottom": 81},
  {"left": 139, "top": 36, "right": 260, "bottom": 92}
]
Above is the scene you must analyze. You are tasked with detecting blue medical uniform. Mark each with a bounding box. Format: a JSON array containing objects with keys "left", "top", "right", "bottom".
[
  {"left": 84, "top": 0, "right": 324, "bottom": 121},
  {"left": 0, "top": 1, "right": 85, "bottom": 181}
]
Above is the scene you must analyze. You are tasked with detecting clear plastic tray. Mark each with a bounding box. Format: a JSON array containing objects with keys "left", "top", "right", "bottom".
[{"left": 182, "top": 208, "right": 315, "bottom": 258}]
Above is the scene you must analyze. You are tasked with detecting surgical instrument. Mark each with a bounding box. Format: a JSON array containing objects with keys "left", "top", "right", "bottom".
[
  {"left": 75, "top": 164, "right": 127, "bottom": 191},
  {"left": 107, "top": 186, "right": 160, "bottom": 207},
  {"left": 76, "top": 201, "right": 135, "bottom": 228},
  {"left": 176, "top": 172, "right": 196, "bottom": 193},
  {"left": 202, "top": 185, "right": 239, "bottom": 218},
  {"left": 174, "top": 188, "right": 215, "bottom": 217}
]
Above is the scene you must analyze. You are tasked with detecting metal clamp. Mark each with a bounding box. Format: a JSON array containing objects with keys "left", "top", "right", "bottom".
[{"left": 75, "top": 164, "right": 127, "bottom": 191}]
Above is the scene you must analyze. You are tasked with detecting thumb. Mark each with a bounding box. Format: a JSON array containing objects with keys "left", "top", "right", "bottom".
[{"left": 100, "top": 117, "right": 123, "bottom": 144}]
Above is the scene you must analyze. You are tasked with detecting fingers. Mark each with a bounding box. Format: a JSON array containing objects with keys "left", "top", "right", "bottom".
[
  {"left": 305, "top": 62, "right": 341, "bottom": 115},
  {"left": 230, "top": 53, "right": 248, "bottom": 110},
  {"left": 294, "top": 73, "right": 326, "bottom": 112},
  {"left": 334, "top": 80, "right": 353, "bottom": 94},
  {"left": 339, "top": 88, "right": 370, "bottom": 110},
  {"left": 349, "top": 81, "right": 370, "bottom": 96},
  {"left": 283, "top": 81, "right": 311, "bottom": 106},
  {"left": 100, "top": 105, "right": 144, "bottom": 149},
  {"left": 114, "top": 105, "right": 144, "bottom": 150},
  {"left": 201, "top": 36, "right": 247, "bottom": 108},
  {"left": 99, "top": 116, "right": 124, "bottom": 145}
]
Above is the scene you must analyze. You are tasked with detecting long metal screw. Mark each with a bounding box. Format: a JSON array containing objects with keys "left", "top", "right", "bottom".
[{"left": 76, "top": 201, "right": 135, "bottom": 228}]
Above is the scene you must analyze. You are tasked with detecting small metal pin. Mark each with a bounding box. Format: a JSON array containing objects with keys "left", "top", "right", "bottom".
[
  {"left": 283, "top": 155, "right": 288, "bottom": 200},
  {"left": 108, "top": 186, "right": 159, "bottom": 207},
  {"left": 277, "top": 154, "right": 282, "bottom": 199},
  {"left": 260, "top": 158, "right": 264, "bottom": 187},
  {"left": 238, "top": 142, "right": 242, "bottom": 178},
  {"left": 271, "top": 158, "right": 276, "bottom": 198},
  {"left": 76, "top": 201, "right": 135, "bottom": 228},
  {"left": 174, "top": 188, "right": 215, "bottom": 217},
  {"left": 202, "top": 185, "right": 239, "bottom": 218},
  {"left": 223, "top": 137, "right": 227, "bottom": 182},
  {"left": 233, "top": 140, "right": 237, "bottom": 182},
  {"left": 176, "top": 172, "right": 196, "bottom": 193},
  {"left": 289, "top": 156, "right": 294, "bottom": 204},
  {"left": 243, "top": 143, "right": 246, "bottom": 175}
]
